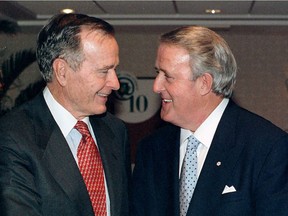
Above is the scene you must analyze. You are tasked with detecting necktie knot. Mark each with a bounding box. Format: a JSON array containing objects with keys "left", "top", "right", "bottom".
[
  {"left": 74, "top": 121, "right": 90, "bottom": 137},
  {"left": 187, "top": 135, "right": 200, "bottom": 151}
]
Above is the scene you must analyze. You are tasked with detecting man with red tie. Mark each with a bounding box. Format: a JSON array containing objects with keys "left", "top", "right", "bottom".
[{"left": 0, "top": 14, "right": 131, "bottom": 216}]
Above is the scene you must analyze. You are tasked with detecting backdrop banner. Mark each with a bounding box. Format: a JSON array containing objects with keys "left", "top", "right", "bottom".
[{"left": 114, "top": 72, "right": 161, "bottom": 123}]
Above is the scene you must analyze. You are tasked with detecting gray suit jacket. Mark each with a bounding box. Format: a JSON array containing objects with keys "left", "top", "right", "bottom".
[{"left": 0, "top": 93, "right": 131, "bottom": 216}]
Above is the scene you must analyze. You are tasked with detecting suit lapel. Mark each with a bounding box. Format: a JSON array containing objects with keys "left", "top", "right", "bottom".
[
  {"left": 37, "top": 94, "right": 124, "bottom": 215},
  {"left": 90, "top": 115, "right": 121, "bottom": 215},
  {"left": 188, "top": 101, "right": 246, "bottom": 215},
  {"left": 42, "top": 127, "right": 94, "bottom": 215},
  {"left": 33, "top": 94, "right": 94, "bottom": 216}
]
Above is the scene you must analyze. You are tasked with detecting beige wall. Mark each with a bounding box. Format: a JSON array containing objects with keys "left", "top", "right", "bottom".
[
  {"left": 1, "top": 25, "right": 287, "bottom": 133},
  {"left": 220, "top": 26, "right": 288, "bottom": 132}
]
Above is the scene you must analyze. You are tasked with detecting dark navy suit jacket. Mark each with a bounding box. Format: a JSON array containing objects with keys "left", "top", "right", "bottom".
[
  {"left": 0, "top": 93, "right": 131, "bottom": 216},
  {"left": 132, "top": 100, "right": 288, "bottom": 216}
]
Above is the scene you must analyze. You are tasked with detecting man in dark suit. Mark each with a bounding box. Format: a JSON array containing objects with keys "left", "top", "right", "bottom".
[
  {"left": 132, "top": 26, "right": 288, "bottom": 216},
  {"left": 0, "top": 14, "right": 131, "bottom": 216}
]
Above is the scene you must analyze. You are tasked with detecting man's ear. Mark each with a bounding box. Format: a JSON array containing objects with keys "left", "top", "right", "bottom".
[
  {"left": 199, "top": 72, "right": 213, "bottom": 96},
  {"left": 52, "top": 58, "right": 68, "bottom": 86}
]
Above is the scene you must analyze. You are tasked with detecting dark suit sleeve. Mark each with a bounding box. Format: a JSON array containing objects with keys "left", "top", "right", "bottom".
[
  {"left": 0, "top": 130, "right": 42, "bottom": 216},
  {"left": 254, "top": 134, "right": 288, "bottom": 215},
  {"left": 131, "top": 140, "right": 154, "bottom": 216},
  {"left": 131, "top": 124, "right": 179, "bottom": 216}
]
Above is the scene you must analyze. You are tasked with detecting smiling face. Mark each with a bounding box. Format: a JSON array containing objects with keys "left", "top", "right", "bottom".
[
  {"left": 51, "top": 29, "right": 120, "bottom": 119},
  {"left": 154, "top": 43, "right": 205, "bottom": 130}
]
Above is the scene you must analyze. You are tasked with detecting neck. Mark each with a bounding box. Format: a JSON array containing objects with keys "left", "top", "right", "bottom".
[{"left": 188, "top": 95, "right": 224, "bottom": 132}]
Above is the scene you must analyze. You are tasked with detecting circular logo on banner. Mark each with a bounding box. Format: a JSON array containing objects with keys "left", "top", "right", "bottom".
[
  {"left": 114, "top": 72, "right": 161, "bottom": 123},
  {"left": 114, "top": 73, "right": 137, "bottom": 101}
]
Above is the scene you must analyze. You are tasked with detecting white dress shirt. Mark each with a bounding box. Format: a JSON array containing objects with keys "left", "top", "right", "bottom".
[
  {"left": 179, "top": 98, "right": 229, "bottom": 177},
  {"left": 43, "top": 87, "right": 111, "bottom": 216}
]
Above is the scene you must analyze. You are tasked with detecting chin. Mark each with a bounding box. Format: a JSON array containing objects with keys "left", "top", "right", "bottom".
[
  {"left": 160, "top": 112, "right": 172, "bottom": 123},
  {"left": 93, "top": 106, "right": 107, "bottom": 115}
]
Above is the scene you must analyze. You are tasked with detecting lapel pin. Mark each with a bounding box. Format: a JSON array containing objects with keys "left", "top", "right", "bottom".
[{"left": 216, "top": 161, "right": 221, "bottom": 166}]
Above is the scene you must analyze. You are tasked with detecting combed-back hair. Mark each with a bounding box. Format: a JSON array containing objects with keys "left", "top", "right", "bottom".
[
  {"left": 36, "top": 13, "right": 115, "bottom": 82},
  {"left": 160, "top": 26, "right": 237, "bottom": 98}
]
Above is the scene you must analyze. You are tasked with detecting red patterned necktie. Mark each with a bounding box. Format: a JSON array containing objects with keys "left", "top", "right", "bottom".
[{"left": 74, "top": 121, "right": 107, "bottom": 216}]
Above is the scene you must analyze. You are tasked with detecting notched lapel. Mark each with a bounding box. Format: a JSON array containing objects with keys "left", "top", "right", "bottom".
[
  {"left": 91, "top": 117, "right": 122, "bottom": 215},
  {"left": 42, "top": 127, "right": 94, "bottom": 215},
  {"left": 188, "top": 101, "right": 245, "bottom": 215}
]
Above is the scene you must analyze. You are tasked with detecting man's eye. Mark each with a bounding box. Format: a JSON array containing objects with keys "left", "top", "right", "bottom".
[{"left": 165, "top": 74, "right": 174, "bottom": 80}]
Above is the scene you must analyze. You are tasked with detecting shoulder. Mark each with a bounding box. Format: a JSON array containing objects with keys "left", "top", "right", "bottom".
[
  {"left": 226, "top": 100, "right": 287, "bottom": 143},
  {"left": 90, "top": 112, "right": 127, "bottom": 135},
  {"left": 0, "top": 94, "right": 47, "bottom": 133},
  {"left": 103, "top": 112, "right": 125, "bottom": 126},
  {"left": 0, "top": 94, "right": 56, "bottom": 155}
]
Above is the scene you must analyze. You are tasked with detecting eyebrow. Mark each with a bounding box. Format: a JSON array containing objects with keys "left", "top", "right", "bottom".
[
  {"left": 100, "top": 64, "right": 119, "bottom": 71},
  {"left": 154, "top": 66, "right": 165, "bottom": 72},
  {"left": 154, "top": 66, "right": 169, "bottom": 75}
]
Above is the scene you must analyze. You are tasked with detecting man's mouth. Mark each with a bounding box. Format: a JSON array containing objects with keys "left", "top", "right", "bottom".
[
  {"left": 97, "top": 92, "right": 109, "bottom": 97},
  {"left": 163, "top": 99, "right": 173, "bottom": 103}
]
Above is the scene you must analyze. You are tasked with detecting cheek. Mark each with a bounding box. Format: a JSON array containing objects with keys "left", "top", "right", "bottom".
[
  {"left": 67, "top": 76, "right": 93, "bottom": 101},
  {"left": 77, "top": 75, "right": 102, "bottom": 93},
  {"left": 173, "top": 87, "right": 194, "bottom": 109},
  {"left": 73, "top": 79, "right": 87, "bottom": 94},
  {"left": 86, "top": 74, "right": 106, "bottom": 88},
  {"left": 169, "top": 84, "right": 188, "bottom": 101}
]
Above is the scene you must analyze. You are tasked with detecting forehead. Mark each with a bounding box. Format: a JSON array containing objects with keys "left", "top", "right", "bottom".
[
  {"left": 79, "top": 28, "right": 111, "bottom": 45},
  {"left": 78, "top": 30, "right": 119, "bottom": 68},
  {"left": 157, "top": 43, "right": 189, "bottom": 60},
  {"left": 156, "top": 44, "right": 190, "bottom": 69},
  {"left": 80, "top": 29, "right": 118, "bottom": 53}
]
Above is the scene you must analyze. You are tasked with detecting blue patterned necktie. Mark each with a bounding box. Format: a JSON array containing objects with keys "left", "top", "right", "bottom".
[{"left": 179, "top": 135, "right": 200, "bottom": 216}]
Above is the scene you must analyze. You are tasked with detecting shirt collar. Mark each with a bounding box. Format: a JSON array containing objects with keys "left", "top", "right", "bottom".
[
  {"left": 43, "top": 87, "right": 89, "bottom": 137},
  {"left": 181, "top": 98, "right": 229, "bottom": 147}
]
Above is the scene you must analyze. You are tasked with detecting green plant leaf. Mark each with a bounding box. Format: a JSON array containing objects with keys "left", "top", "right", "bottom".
[{"left": 1, "top": 49, "right": 36, "bottom": 94}]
